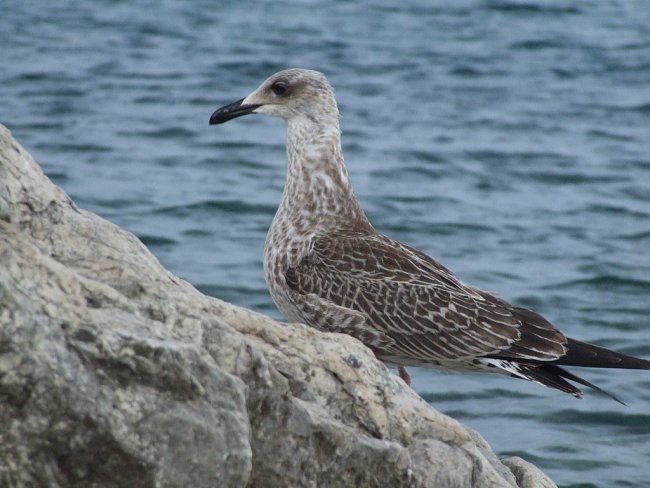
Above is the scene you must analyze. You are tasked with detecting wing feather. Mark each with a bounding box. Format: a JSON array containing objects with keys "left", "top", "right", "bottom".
[{"left": 285, "top": 231, "right": 567, "bottom": 363}]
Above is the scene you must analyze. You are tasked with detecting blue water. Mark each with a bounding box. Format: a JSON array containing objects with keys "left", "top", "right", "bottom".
[{"left": 2, "top": 1, "right": 650, "bottom": 486}]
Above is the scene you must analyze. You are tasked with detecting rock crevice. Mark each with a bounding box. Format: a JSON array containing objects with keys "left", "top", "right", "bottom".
[{"left": 0, "top": 124, "right": 555, "bottom": 487}]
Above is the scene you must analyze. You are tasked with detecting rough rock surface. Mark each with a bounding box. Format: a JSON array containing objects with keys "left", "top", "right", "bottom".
[
  {"left": 0, "top": 124, "right": 556, "bottom": 488},
  {"left": 502, "top": 457, "right": 556, "bottom": 488}
]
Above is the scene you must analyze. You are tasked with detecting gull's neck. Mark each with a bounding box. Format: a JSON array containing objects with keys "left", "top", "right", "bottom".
[{"left": 277, "top": 114, "right": 371, "bottom": 235}]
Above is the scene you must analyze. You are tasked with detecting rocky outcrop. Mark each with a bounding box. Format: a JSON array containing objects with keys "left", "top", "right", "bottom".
[{"left": 0, "top": 124, "right": 556, "bottom": 488}]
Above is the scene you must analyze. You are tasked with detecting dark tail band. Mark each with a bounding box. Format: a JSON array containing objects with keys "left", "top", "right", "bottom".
[{"left": 553, "top": 338, "right": 650, "bottom": 370}]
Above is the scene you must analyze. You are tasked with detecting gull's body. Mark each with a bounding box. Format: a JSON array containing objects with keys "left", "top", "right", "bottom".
[{"left": 210, "top": 68, "right": 650, "bottom": 402}]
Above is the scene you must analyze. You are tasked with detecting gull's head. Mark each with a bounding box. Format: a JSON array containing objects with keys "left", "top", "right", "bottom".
[{"left": 209, "top": 68, "right": 338, "bottom": 126}]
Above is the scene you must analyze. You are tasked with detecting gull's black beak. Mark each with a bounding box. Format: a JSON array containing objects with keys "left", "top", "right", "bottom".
[{"left": 209, "top": 98, "right": 261, "bottom": 125}]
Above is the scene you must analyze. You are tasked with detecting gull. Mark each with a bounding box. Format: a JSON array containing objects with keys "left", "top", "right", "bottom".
[{"left": 209, "top": 68, "right": 650, "bottom": 402}]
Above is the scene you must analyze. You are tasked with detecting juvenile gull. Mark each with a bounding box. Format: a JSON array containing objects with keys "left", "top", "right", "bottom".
[{"left": 209, "top": 68, "right": 650, "bottom": 402}]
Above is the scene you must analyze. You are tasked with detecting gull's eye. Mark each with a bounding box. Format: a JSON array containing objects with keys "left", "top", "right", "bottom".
[{"left": 271, "top": 81, "right": 288, "bottom": 96}]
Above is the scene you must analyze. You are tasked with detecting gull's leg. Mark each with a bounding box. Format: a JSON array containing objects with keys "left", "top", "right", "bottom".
[{"left": 398, "top": 366, "right": 411, "bottom": 386}]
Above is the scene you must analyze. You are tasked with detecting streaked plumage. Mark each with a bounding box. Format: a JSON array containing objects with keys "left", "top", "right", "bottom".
[{"left": 210, "top": 68, "right": 650, "bottom": 403}]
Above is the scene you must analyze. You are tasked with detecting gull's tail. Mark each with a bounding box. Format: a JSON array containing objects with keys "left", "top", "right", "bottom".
[
  {"left": 552, "top": 338, "right": 650, "bottom": 369},
  {"left": 502, "top": 339, "right": 650, "bottom": 404},
  {"left": 517, "top": 363, "right": 626, "bottom": 405}
]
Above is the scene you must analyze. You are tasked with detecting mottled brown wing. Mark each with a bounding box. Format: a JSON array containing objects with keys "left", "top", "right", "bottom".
[{"left": 285, "top": 232, "right": 567, "bottom": 363}]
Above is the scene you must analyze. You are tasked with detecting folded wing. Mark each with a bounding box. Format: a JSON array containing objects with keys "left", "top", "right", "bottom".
[{"left": 285, "top": 231, "right": 568, "bottom": 364}]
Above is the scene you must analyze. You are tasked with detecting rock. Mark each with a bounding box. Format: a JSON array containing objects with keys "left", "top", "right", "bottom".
[
  {"left": 502, "top": 457, "right": 557, "bottom": 488},
  {"left": 0, "top": 124, "right": 557, "bottom": 488}
]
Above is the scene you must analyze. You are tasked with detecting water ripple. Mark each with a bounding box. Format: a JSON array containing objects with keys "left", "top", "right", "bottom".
[
  {"left": 151, "top": 199, "right": 277, "bottom": 217},
  {"left": 543, "top": 410, "right": 650, "bottom": 435}
]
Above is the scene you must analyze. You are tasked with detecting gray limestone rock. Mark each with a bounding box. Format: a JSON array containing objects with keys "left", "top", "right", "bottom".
[
  {"left": 0, "top": 124, "right": 557, "bottom": 488},
  {"left": 502, "top": 457, "right": 557, "bottom": 488}
]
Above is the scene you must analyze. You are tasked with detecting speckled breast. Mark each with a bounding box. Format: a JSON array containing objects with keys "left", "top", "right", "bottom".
[{"left": 263, "top": 217, "right": 312, "bottom": 324}]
